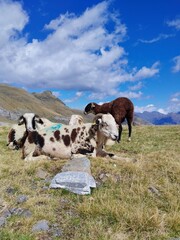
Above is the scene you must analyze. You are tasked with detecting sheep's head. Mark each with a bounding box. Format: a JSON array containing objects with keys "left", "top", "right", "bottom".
[
  {"left": 84, "top": 103, "right": 96, "bottom": 115},
  {"left": 18, "top": 113, "right": 44, "bottom": 131},
  {"left": 93, "top": 114, "right": 118, "bottom": 141}
]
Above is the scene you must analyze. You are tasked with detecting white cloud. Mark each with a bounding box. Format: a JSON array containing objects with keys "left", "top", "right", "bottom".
[
  {"left": 157, "top": 108, "right": 167, "bottom": 114},
  {"left": 135, "top": 92, "right": 180, "bottom": 114},
  {"left": 132, "top": 62, "right": 160, "bottom": 80},
  {"left": 0, "top": 0, "right": 28, "bottom": 47},
  {"left": 76, "top": 91, "right": 83, "bottom": 97},
  {"left": 135, "top": 104, "right": 168, "bottom": 114},
  {"left": 64, "top": 91, "right": 83, "bottom": 103},
  {"left": 129, "top": 82, "right": 143, "bottom": 91},
  {"left": 0, "top": 0, "right": 159, "bottom": 99},
  {"left": 172, "top": 55, "right": 180, "bottom": 73},
  {"left": 135, "top": 104, "right": 156, "bottom": 113},
  {"left": 89, "top": 90, "right": 142, "bottom": 100},
  {"left": 167, "top": 92, "right": 180, "bottom": 112},
  {"left": 52, "top": 91, "right": 61, "bottom": 98},
  {"left": 166, "top": 18, "right": 180, "bottom": 30},
  {"left": 137, "top": 33, "right": 175, "bottom": 44}
]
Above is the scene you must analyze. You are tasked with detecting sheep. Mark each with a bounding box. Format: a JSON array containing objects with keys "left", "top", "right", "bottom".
[
  {"left": 84, "top": 97, "right": 134, "bottom": 142},
  {"left": 68, "top": 114, "right": 116, "bottom": 148},
  {"left": 7, "top": 113, "right": 55, "bottom": 150},
  {"left": 7, "top": 114, "right": 85, "bottom": 150},
  {"left": 21, "top": 113, "right": 118, "bottom": 161},
  {"left": 69, "top": 114, "right": 84, "bottom": 126}
]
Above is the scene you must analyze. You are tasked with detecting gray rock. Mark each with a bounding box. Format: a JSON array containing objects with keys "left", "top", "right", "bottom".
[
  {"left": 50, "top": 156, "right": 96, "bottom": 195},
  {"left": 17, "top": 195, "right": 28, "bottom": 204},
  {"left": 0, "top": 217, "right": 6, "bottom": 227},
  {"left": 53, "top": 228, "right": 63, "bottom": 237},
  {"left": 0, "top": 198, "right": 7, "bottom": 213},
  {"left": 6, "top": 187, "right": 16, "bottom": 195},
  {"left": 51, "top": 224, "right": 63, "bottom": 237},
  {"left": 21, "top": 209, "right": 32, "bottom": 218},
  {"left": 62, "top": 157, "right": 91, "bottom": 174},
  {"left": 3, "top": 207, "right": 32, "bottom": 218},
  {"left": 1, "top": 208, "right": 11, "bottom": 218},
  {"left": 50, "top": 171, "right": 96, "bottom": 195},
  {"left": 9, "top": 207, "right": 24, "bottom": 216},
  {"left": 32, "top": 220, "right": 49, "bottom": 232},
  {"left": 148, "top": 186, "right": 161, "bottom": 196}
]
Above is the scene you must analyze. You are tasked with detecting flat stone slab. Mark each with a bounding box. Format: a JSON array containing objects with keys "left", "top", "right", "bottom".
[
  {"left": 50, "top": 171, "right": 96, "bottom": 195},
  {"left": 32, "top": 220, "right": 49, "bottom": 232},
  {"left": 50, "top": 157, "right": 96, "bottom": 195}
]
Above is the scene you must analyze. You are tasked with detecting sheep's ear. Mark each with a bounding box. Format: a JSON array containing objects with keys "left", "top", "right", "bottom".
[
  {"left": 78, "top": 118, "right": 83, "bottom": 125},
  {"left": 35, "top": 115, "right": 44, "bottom": 125},
  {"left": 18, "top": 116, "right": 24, "bottom": 125},
  {"left": 96, "top": 118, "right": 102, "bottom": 125}
]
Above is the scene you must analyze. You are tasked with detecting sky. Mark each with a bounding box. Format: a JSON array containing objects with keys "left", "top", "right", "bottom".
[{"left": 0, "top": 0, "right": 180, "bottom": 113}]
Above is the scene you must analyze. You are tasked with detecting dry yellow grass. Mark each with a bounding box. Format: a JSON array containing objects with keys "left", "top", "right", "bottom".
[{"left": 0, "top": 125, "right": 180, "bottom": 240}]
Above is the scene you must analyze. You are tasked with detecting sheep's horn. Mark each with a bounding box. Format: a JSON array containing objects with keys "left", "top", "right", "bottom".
[
  {"left": 18, "top": 115, "right": 24, "bottom": 125},
  {"left": 92, "top": 113, "right": 103, "bottom": 123}
]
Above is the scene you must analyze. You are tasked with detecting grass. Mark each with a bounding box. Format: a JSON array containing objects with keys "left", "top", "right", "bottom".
[{"left": 0, "top": 125, "right": 180, "bottom": 239}]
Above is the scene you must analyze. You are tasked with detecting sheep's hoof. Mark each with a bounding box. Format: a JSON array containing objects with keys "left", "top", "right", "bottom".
[{"left": 108, "top": 153, "right": 115, "bottom": 158}]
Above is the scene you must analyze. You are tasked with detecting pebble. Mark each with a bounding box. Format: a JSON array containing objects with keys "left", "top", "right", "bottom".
[
  {"left": 0, "top": 217, "right": 6, "bottom": 227},
  {"left": 6, "top": 187, "right": 16, "bottom": 195},
  {"left": 148, "top": 186, "right": 161, "bottom": 196},
  {"left": 16, "top": 195, "right": 28, "bottom": 204},
  {"left": 32, "top": 220, "right": 49, "bottom": 232}
]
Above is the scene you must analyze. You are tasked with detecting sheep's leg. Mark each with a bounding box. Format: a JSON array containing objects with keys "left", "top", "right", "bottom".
[
  {"left": 127, "top": 119, "right": 132, "bottom": 141},
  {"left": 117, "top": 124, "right": 122, "bottom": 142},
  {"left": 24, "top": 153, "right": 50, "bottom": 161}
]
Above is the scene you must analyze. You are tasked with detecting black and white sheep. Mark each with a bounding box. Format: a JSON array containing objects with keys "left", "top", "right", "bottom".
[
  {"left": 7, "top": 113, "right": 54, "bottom": 150},
  {"left": 84, "top": 97, "right": 134, "bottom": 142},
  {"left": 7, "top": 114, "right": 85, "bottom": 150}
]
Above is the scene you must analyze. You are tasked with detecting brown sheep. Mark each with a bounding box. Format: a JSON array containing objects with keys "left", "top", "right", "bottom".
[{"left": 84, "top": 97, "right": 134, "bottom": 142}]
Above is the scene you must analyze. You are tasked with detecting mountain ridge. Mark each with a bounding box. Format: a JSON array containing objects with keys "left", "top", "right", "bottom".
[
  {"left": 0, "top": 84, "right": 92, "bottom": 124},
  {"left": 136, "top": 111, "right": 180, "bottom": 125},
  {"left": 0, "top": 84, "right": 179, "bottom": 125}
]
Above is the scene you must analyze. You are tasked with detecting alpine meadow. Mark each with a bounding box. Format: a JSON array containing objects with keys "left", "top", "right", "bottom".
[{"left": 0, "top": 124, "right": 179, "bottom": 240}]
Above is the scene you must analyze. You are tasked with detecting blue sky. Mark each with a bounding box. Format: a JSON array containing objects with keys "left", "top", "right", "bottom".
[{"left": 0, "top": 0, "right": 179, "bottom": 113}]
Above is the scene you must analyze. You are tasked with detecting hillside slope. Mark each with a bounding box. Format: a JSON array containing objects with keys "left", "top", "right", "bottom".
[{"left": 0, "top": 84, "right": 91, "bottom": 123}]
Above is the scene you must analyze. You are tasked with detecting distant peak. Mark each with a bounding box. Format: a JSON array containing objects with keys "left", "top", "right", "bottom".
[
  {"left": 42, "top": 90, "right": 53, "bottom": 95},
  {"left": 33, "top": 90, "right": 56, "bottom": 99}
]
